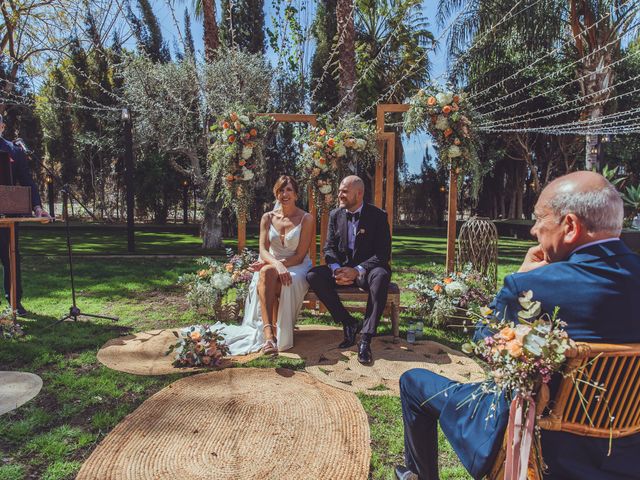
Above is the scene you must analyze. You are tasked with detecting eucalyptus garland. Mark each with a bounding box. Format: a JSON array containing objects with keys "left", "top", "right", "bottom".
[
  {"left": 298, "top": 116, "right": 377, "bottom": 213},
  {"left": 208, "top": 108, "right": 273, "bottom": 217},
  {"left": 404, "top": 87, "right": 484, "bottom": 197}
]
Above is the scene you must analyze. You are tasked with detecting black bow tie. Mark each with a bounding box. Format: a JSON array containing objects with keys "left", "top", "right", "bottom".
[{"left": 346, "top": 211, "right": 360, "bottom": 222}]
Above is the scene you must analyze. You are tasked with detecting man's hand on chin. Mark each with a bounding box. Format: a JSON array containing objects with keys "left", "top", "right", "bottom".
[
  {"left": 518, "top": 245, "right": 549, "bottom": 273},
  {"left": 334, "top": 267, "right": 358, "bottom": 286}
]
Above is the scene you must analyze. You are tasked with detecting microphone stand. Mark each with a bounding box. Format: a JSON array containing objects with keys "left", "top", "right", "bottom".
[{"left": 20, "top": 145, "right": 118, "bottom": 324}]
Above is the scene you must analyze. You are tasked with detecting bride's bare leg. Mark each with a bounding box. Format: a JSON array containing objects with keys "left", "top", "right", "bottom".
[{"left": 258, "top": 265, "right": 281, "bottom": 342}]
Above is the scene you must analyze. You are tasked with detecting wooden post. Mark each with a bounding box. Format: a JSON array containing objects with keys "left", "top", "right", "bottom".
[
  {"left": 308, "top": 189, "right": 317, "bottom": 266},
  {"left": 9, "top": 222, "right": 17, "bottom": 319},
  {"left": 238, "top": 211, "right": 246, "bottom": 253},
  {"left": 446, "top": 168, "right": 458, "bottom": 273},
  {"left": 384, "top": 133, "right": 396, "bottom": 236}
]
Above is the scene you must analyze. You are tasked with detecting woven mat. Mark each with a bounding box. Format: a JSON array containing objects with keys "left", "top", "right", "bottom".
[
  {"left": 76, "top": 368, "right": 370, "bottom": 480},
  {"left": 282, "top": 325, "right": 485, "bottom": 396},
  {"left": 0, "top": 371, "right": 43, "bottom": 416},
  {"left": 97, "top": 329, "right": 261, "bottom": 375}
]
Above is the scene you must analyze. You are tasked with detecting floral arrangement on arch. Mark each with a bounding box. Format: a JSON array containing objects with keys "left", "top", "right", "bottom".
[
  {"left": 408, "top": 265, "right": 495, "bottom": 327},
  {"left": 459, "top": 292, "right": 576, "bottom": 479},
  {"left": 298, "top": 116, "right": 377, "bottom": 212},
  {"left": 167, "top": 325, "right": 230, "bottom": 368},
  {"left": 208, "top": 108, "right": 273, "bottom": 217},
  {"left": 404, "top": 87, "right": 483, "bottom": 196},
  {"left": 178, "top": 248, "right": 257, "bottom": 318}
]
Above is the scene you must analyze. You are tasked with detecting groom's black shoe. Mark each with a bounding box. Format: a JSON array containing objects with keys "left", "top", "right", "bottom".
[
  {"left": 357, "top": 339, "right": 372, "bottom": 365},
  {"left": 338, "top": 319, "right": 362, "bottom": 348},
  {"left": 394, "top": 465, "right": 418, "bottom": 480}
]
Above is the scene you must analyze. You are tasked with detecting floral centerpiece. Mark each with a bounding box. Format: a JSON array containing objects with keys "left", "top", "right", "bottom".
[
  {"left": 208, "top": 108, "right": 273, "bottom": 217},
  {"left": 408, "top": 266, "right": 494, "bottom": 327},
  {"left": 298, "top": 116, "right": 377, "bottom": 212},
  {"left": 404, "top": 86, "right": 484, "bottom": 196},
  {"left": 461, "top": 291, "right": 576, "bottom": 479},
  {"left": 166, "top": 325, "right": 230, "bottom": 367},
  {"left": 178, "top": 248, "right": 257, "bottom": 318}
]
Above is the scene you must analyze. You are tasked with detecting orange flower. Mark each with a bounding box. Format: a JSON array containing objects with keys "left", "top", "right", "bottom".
[
  {"left": 228, "top": 135, "right": 236, "bottom": 143},
  {"left": 230, "top": 112, "right": 238, "bottom": 122},
  {"left": 453, "top": 95, "right": 460, "bottom": 103},
  {"left": 225, "top": 263, "right": 233, "bottom": 272},
  {"left": 226, "top": 174, "right": 235, "bottom": 182},
  {"left": 327, "top": 138, "right": 336, "bottom": 148},
  {"left": 442, "top": 105, "right": 452, "bottom": 114},
  {"left": 427, "top": 96, "right": 437, "bottom": 106},
  {"left": 500, "top": 327, "right": 516, "bottom": 341},
  {"left": 443, "top": 277, "right": 453, "bottom": 284},
  {"left": 444, "top": 128, "right": 453, "bottom": 138},
  {"left": 250, "top": 128, "right": 257, "bottom": 137},
  {"left": 238, "top": 159, "right": 246, "bottom": 167},
  {"left": 433, "top": 284, "right": 443, "bottom": 293},
  {"left": 505, "top": 339, "right": 523, "bottom": 358},
  {"left": 319, "top": 157, "right": 326, "bottom": 165},
  {"left": 454, "top": 138, "right": 461, "bottom": 146},
  {"left": 197, "top": 269, "right": 209, "bottom": 278},
  {"left": 222, "top": 121, "right": 230, "bottom": 129},
  {"left": 190, "top": 330, "right": 202, "bottom": 341},
  {"left": 244, "top": 133, "right": 251, "bottom": 140}
]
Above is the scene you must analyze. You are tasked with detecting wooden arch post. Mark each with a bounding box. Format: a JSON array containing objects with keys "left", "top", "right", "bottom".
[{"left": 376, "top": 104, "right": 458, "bottom": 273}]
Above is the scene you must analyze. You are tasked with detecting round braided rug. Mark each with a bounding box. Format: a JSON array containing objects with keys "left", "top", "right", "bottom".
[
  {"left": 0, "top": 371, "right": 42, "bottom": 416},
  {"left": 282, "top": 326, "right": 485, "bottom": 396},
  {"left": 76, "top": 368, "right": 370, "bottom": 480},
  {"left": 97, "top": 329, "right": 261, "bottom": 375}
]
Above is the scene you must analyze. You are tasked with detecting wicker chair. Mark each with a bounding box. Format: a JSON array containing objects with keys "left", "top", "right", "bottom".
[{"left": 487, "top": 342, "right": 640, "bottom": 479}]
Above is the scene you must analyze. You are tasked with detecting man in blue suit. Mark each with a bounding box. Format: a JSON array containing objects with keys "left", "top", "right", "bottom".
[
  {"left": 396, "top": 171, "right": 640, "bottom": 480},
  {"left": 0, "top": 114, "right": 50, "bottom": 315}
]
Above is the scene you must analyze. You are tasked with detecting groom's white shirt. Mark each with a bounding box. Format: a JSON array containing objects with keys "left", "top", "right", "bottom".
[{"left": 330, "top": 204, "right": 366, "bottom": 280}]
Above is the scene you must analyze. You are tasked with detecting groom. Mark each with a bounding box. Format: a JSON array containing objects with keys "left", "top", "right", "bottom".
[{"left": 306, "top": 175, "right": 391, "bottom": 365}]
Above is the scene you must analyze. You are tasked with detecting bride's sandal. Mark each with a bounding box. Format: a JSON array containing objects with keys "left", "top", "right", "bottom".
[{"left": 262, "top": 325, "right": 278, "bottom": 356}]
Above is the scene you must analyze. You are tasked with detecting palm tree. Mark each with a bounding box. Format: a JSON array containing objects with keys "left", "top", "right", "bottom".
[
  {"left": 179, "top": 0, "right": 220, "bottom": 61},
  {"left": 337, "top": 0, "right": 357, "bottom": 113}
]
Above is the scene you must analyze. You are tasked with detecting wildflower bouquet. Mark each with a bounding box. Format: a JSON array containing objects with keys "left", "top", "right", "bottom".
[
  {"left": 208, "top": 108, "right": 273, "bottom": 217},
  {"left": 408, "top": 266, "right": 494, "bottom": 327},
  {"left": 298, "top": 116, "right": 376, "bottom": 212},
  {"left": 461, "top": 291, "right": 576, "bottom": 480},
  {"left": 167, "top": 325, "right": 230, "bottom": 367},
  {"left": 178, "top": 248, "right": 257, "bottom": 318}
]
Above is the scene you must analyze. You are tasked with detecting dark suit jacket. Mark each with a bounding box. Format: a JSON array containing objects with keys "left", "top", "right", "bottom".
[
  {"left": 445, "top": 240, "right": 640, "bottom": 478},
  {"left": 323, "top": 202, "right": 391, "bottom": 273},
  {"left": 0, "top": 138, "right": 42, "bottom": 207}
]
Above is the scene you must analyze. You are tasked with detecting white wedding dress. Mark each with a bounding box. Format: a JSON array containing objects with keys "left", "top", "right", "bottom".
[{"left": 212, "top": 219, "right": 312, "bottom": 354}]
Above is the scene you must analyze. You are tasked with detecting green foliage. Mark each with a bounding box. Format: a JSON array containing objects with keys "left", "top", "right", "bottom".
[
  {"left": 0, "top": 465, "right": 25, "bottom": 480},
  {"left": 310, "top": 0, "right": 340, "bottom": 114},
  {"left": 622, "top": 184, "right": 640, "bottom": 213},
  {"left": 221, "top": 0, "right": 266, "bottom": 54}
]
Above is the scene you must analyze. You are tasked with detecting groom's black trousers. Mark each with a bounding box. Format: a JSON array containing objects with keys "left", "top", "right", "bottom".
[{"left": 306, "top": 265, "right": 390, "bottom": 336}]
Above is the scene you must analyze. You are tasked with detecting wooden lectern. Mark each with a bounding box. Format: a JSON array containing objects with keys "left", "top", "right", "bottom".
[{"left": 0, "top": 217, "right": 49, "bottom": 319}]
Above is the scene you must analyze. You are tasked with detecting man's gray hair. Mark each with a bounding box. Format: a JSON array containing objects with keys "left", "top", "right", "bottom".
[{"left": 548, "top": 181, "right": 624, "bottom": 235}]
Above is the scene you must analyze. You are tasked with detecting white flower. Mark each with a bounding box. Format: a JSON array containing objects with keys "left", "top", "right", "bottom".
[
  {"left": 239, "top": 114, "right": 250, "bottom": 124},
  {"left": 212, "top": 272, "right": 233, "bottom": 291},
  {"left": 241, "top": 167, "right": 254, "bottom": 181},
  {"left": 435, "top": 115, "right": 449, "bottom": 131},
  {"left": 241, "top": 146, "right": 253, "bottom": 160},
  {"left": 445, "top": 280, "right": 468, "bottom": 297},
  {"left": 436, "top": 91, "right": 454, "bottom": 106},
  {"left": 335, "top": 145, "right": 347, "bottom": 157},
  {"left": 354, "top": 138, "right": 367, "bottom": 151},
  {"left": 514, "top": 324, "right": 532, "bottom": 343},
  {"left": 448, "top": 145, "right": 462, "bottom": 158},
  {"left": 319, "top": 184, "right": 332, "bottom": 194}
]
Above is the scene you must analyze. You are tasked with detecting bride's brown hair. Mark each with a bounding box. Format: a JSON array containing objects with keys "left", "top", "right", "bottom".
[{"left": 273, "top": 175, "right": 299, "bottom": 197}]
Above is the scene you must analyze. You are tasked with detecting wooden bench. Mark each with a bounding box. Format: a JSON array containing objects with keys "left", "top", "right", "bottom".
[{"left": 304, "top": 282, "right": 401, "bottom": 341}]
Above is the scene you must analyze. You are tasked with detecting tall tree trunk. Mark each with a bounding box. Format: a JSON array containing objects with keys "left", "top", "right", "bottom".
[
  {"left": 201, "top": 198, "right": 223, "bottom": 249},
  {"left": 202, "top": 0, "right": 220, "bottom": 62},
  {"left": 336, "top": 0, "right": 356, "bottom": 114}
]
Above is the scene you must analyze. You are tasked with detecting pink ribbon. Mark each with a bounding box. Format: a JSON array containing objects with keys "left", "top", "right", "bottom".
[{"left": 504, "top": 394, "right": 536, "bottom": 480}]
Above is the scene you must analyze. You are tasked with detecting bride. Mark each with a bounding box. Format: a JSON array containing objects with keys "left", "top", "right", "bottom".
[{"left": 214, "top": 175, "right": 313, "bottom": 355}]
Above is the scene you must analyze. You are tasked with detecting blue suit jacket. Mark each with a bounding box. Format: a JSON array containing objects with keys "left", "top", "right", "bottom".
[
  {"left": 447, "top": 240, "right": 640, "bottom": 478},
  {"left": 0, "top": 138, "right": 42, "bottom": 208}
]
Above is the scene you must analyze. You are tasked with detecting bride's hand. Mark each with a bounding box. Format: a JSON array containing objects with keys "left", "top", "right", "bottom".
[
  {"left": 249, "top": 260, "right": 266, "bottom": 272},
  {"left": 275, "top": 261, "right": 292, "bottom": 286}
]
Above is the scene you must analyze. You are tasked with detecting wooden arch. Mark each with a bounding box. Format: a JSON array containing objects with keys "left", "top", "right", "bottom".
[{"left": 236, "top": 107, "right": 458, "bottom": 272}]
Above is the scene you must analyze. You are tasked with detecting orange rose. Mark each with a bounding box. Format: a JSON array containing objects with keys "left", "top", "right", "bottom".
[
  {"left": 453, "top": 95, "right": 460, "bottom": 103},
  {"left": 505, "top": 339, "right": 523, "bottom": 358},
  {"left": 443, "top": 277, "right": 453, "bottom": 284},
  {"left": 319, "top": 157, "right": 326, "bottom": 165},
  {"left": 319, "top": 129, "right": 326, "bottom": 136},
  {"left": 222, "top": 121, "right": 230, "bottom": 129},
  {"left": 500, "top": 327, "right": 516, "bottom": 341},
  {"left": 228, "top": 135, "right": 236, "bottom": 143},
  {"left": 454, "top": 138, "right": 461, "bottom": 146},
  {"left": 230, "top": 112, "right": 238, "bottom": 122},
  {"left": 427, "top": 96, "right": 437, "bottom": 106},
  {"left": 433, "top": 284, "right": 443, "bottom": 294},
  {"left": 225, "top": 263, "right": 233, "bottom": 272},
  {"left": 444, "top": 128, "right": 453, "bottom": 138},
  {"left": 190, "top": 331, "right": 202, "bottom": 341},
  {"left": 239, "top": 159, "right": 246, "bottom": 167},
  {"left": 442, "top": 105, "right": 452, "bottom": 114},
  {"left": 197, "top": 269, "right": 208, "bottom": 278},
  {"left": 327, "top": 138, "right": 336, "bottom": 148},
  {"left": 226, "top": 174, "right": 235, "bottom": 182},
  {"left": 250, "top": 128, "right": 257, "bottom": 137}
]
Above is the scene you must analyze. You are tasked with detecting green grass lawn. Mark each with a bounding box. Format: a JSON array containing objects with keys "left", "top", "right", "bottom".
[{"left": 0, "top": 229, "right": 535, "bottom": 480}]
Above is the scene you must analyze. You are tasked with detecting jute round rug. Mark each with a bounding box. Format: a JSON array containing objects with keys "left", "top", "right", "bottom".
[
  {"left": 282, "top": 326, "right": 485, "bottom": 396},
  {"left": 76, "top": 368, "right": 370, "bottom": 480},
  {"left": 0, "top": 371, "right": 43, "bottom": 416},
  {"left": 97, "top": 329, "right": 261, "bottom": 375}
]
